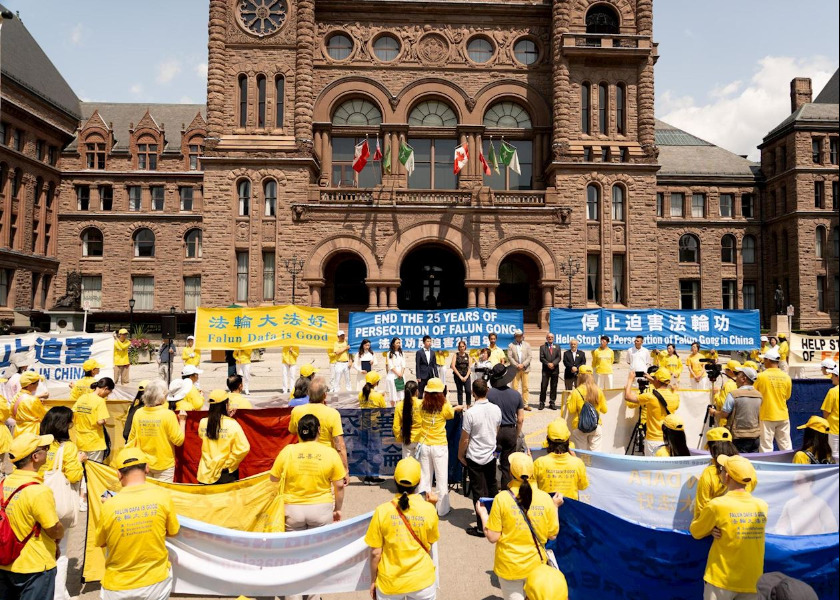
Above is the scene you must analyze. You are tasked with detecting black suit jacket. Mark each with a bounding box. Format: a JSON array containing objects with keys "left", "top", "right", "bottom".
[
  {"left": 539, "top": 343, "right": 562, "bottom": 373},
  {"left": 563, "top": 349, "right": 586, "bottom": 380},
  {"left": 415, "top": 348, "right": 438, "bottom": 381}
]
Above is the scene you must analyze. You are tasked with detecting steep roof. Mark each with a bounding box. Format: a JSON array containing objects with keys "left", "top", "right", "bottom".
[
  {"left": 655, "top": 120, "right": 759, "bottom": 178},
  {"left": 763, "top": 70, "right": 839, "bottom": 143},
  {"left": 814, "top": 69, "right": 839, "bottom": 104},
  {"left": 0, "top": 5, "right": 80, "bottom": 119}
]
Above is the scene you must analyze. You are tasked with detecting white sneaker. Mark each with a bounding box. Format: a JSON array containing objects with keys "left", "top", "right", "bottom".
[{"left": 79, "top": 498, "right": 88, "bottom": 512}]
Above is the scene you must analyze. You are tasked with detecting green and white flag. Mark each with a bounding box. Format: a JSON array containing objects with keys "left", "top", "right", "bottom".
[
  {"left": 399, "top": 141, "right": 415, "bottom": 176},
  {"left": 488, "top": 140, "right": 501, "bottom": 175},
  {"left": 383, "top": 141, "right": 392, "bottom": 175},
  {"left": 499, "top": 141, "right": 521, "bottom": 175}
]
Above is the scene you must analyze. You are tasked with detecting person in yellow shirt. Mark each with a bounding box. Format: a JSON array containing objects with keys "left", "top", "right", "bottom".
[
  {"left": 624, "top": 368, "right": 680, "bottom": 456},
  {"left": 525, "top": 564, "right": 569, "bottom": 600},
  {"left": 435, "top": 349, "right": 450, "bottom": 390},
  {"left": 416, "top": 378, "right": 463, "bottom": 516},
  {"left": 750, "top": 335, "right": 768, "bottom": 365},
  {"left": 0, "top": 433, "right": 64, "bottom": 596},
  {"left": 68, "top": 358, "right": 102, "bottom": 401},
  {"left": 226, "top": 374, "right": 253, "bottom": 411},
  {"left": 182, "top": 334, "right": 201, "bottom": 367},
  {"left": 686, "top": 342, "right": 708, "bottom": 389},
  {"left": 95, "top": 448, "right": 180, "bottom": 599},
  {"left": 280, "top": 345, "right": 299, "bottom": 394},
  {"left": 591, "top": 335, "right": 615, "bottom": 391},
  {"left": 358, "top": 371, "right": 387, "bottom": 485},
  {"left": 1, "top": 378, "right": 11, "bottom": 464},
  {"left": 477, "top": 452, "right": 561, "bottom": 600},
  {"left": 393, "top": 380, "right": 422, "bottom": 459},
  {"left": 567, "top": 365, "right": 607, "bottom": 451},
  {"left": 113, "top": 328, "right": 131, "bottom": 385},
  {"left": 72, "top": 377, "right": 114, "bottom": 463},
  {"left": 821, "top": 364, "right": 839, "bottom": 462},
  {"left": 754, "top": 348, "right": 792, "bottom": 452},
  {"left": 533, "top": 420, "right": 588, "bottom": 500},
  {"left": 173, "top": 365, "right": 205, "bottom": 411},
  {"left": 289, "top": 377, "right": 349, "bottom": 483},
  {"left": 694, "top": 427, "right": 755, "bottom": 519},
  {"left": 197, "top": 390, "right": 251, "bottom": 484},
  {"left": 777, "top": 333, "right": 790, "bottom": 373},
  {"left": 270, "top": 414, "right": 346, "bottom": 531},
  {"left": 655, "top": 414, "right": 691, "bottom": 457},
  {"left": 232, "top": 348, "right": 252, "bottom": 395},
  {"left": 127, "top": 380, "right": 187, "bottom": 482},
  {"left": 365, "top": 457, "right": 439, "bottom": 600},
  {"left": 332, "top": 330, "right": 352, "bottom": 393},
  {"left": 326, "top": 347, "right": 338, "bottom": 392},
  {"left": 713, "top": 360, "right": 740, "bottom": 427},
  {"left": 792, "top": 416, "right": 834, "bottom": 464},
  {"left": 690, "top": 455, "right": 767, "bottom": 599},
  {"left": 487, "top": 333, "right": 507, "bottom": 366},
  {"left": 359, "top": 371, "right": 387, "bottom": 409},
  {"left": 661, "top": 344, "right": 683, "bottom": 386},
  {"left": 11, "top": 371, "right": 47, "bottom": 438}
]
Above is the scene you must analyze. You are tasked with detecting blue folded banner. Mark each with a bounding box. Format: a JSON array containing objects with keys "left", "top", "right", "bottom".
[
  {"left": 348, "top": 309, "right": 524, "bottom": 352},
  {"left": 548, "top": 308, "right": 760, "bottom": 350}
]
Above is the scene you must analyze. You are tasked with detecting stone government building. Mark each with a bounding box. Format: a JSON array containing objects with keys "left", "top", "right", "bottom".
[{"left": 1, "top": 0, "right": 837, "bottom": 332}]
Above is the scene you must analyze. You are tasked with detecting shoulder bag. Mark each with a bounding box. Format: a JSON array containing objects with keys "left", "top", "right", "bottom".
[
  {"left": 43, "top": 443, "right": 79, "bottom": 529},
  {"left": 507, "top": 490, "right": 559, "bottom": 569},
  {"left": 392, "top": 500, "right": 430, "bottom": 554}
]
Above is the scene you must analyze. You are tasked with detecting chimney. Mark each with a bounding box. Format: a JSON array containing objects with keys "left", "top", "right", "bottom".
[{"left": 790, "top": 77, "right": 812, "bottom": 112}]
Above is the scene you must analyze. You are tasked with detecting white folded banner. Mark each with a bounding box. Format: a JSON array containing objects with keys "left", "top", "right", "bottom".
[{"left": 789, "top": 333, "right": 839, "bottom": 367}]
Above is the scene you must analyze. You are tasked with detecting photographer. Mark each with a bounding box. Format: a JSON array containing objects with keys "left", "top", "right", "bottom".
[
  {"left": 624, "top": 367, "right": 680, "bottom": 456},
  {"left": 712, "top": 360, "right": 741, "bottom": 427},
  {"left": 710, "top": 366, "right": 762, "bottom": 453},
  {"left": 473, "top": 348, "right": 493, "bottom": 382}
]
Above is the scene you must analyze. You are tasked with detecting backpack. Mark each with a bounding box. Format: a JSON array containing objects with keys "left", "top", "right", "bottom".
[
  {"left": 0, "top": 482, "right": 42, "bottom": 566},
  {"left": 577, "top": 390, "right": 599, "bottom": 433}
]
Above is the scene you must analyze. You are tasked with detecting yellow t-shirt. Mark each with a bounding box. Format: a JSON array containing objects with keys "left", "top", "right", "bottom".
[
  {"left": 289, "top": 403, "right": 344, "bottom": 447},
  {"left": 11, "top": 392, "right": 47, "bottom": 438},
  {"left": 127, "top": 405, "right": 185, "bottom": 471},
  {"left": 591, "top": 348, "right": 614, "bottom": 374},
  {"left": 655, "top": 446, "right": 671, "bottom": 457},
  {"left": 486, "top": 484, "right": 560, "bottom": 581},
  {"left": 228, "top": 392, "right": 253, "bottom": 410},
  {"left": 95, "top": 483, "right": 180, "bottom": 591},
  {"left": 687, "top": 353, "right": 705, "bottom": 379},
  {"left": 779, "top": 341, "right": 789, "bottom": 362},
  {"left": 270, "top": 440, "right": 345, "bottom": 505},
  {"left": 694, "top": 463, "right": 757, "bottom": 519},
  {"left": 181, "top": 347, "right": 201, "bottom": 366},
  {"left": 72, "top": 392, "right": 110, "bottom": 452},
  {"left": 533, "top": 452, "right": 589, "bottom": 500},
  {"left": 333, "top": 342, "right": 350, "bottom": 363},
  {"left": 364, "top": 495, "right": 439, "bottom": 596},
  {"left": 754, "top": 367, "right": 792, "bottom": 421},
  {"left": 792, "top": 451, "right": 813, "bottom": 465},
  {"left": 114, "top": 338, "right": 131, "bottom": 366},
  {"left": 175, "top": 386, "right": 204, "bottom": 412},
  {"left": 567, "top": 385, "right": 607, "bottom": 429},
  {"left": 488, "top": 346, "right": 507, "bottom": 366},
  {"left": 715, "top": 378, "right": 737, "bottom": 427},
  {"left": 820, "top": 385, "right": 839, "bottom": 435},
  {"left": 662, "top": 354, "right": 683, "bottom": 379},
  {"left": 633, "top": 388, "right": 680, "bottom": 442},
  {"left": 233, "top": 349, "right": 251, "bottom": 365},
  {"left": 359, "top": 390, "right": 387, "bottom": 409},
  {"left": 0, "top": 470, "right": 59, "bottom": 574},
  {"left": 327, "top": 349, "right": 337, "bottom": 364},
  {"left": 38, "top": 440, "right": 85, "bottom": 483},
  {"left": 690, "top": 490, "right": 768, "bottom": 593},
  {"left": 417, "top": 401, "right": 455, "bottom": 446},
  {"left": 197, "top": 416, "right": 251, "bottom": 484},
  {"left": 70, "top": 376, "right": 95, "bottom": 401},
  {"left": 435, "top": 350, "right": 449, "bottom": 366},
  {"left": 0, "top": 395, "right": 11, "bottom": 454},
  {"left": 281, "top": 346, "right": 300, "bottom": 365},
  {"left": 393, "top": 398, "right": 423, "bottom": 443}
]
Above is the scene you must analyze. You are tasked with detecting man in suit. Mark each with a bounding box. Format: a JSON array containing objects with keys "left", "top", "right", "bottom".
[
  {"left": 507, "top": 329, "right": 532, "bottom": 411},
  {"left": 415, "top": 335, "right": 438, "bottom": 395},
  {"left": 563, "top": 339, "right": 587, "bottom": 391},
  {"left": 539, "top": 333, "right": 562, "bottom": 410}
]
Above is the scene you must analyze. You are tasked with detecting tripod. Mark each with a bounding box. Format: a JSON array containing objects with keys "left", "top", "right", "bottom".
[
  {"left": 625, "top": 415, "right": 646, "bottom": 455},
  {"left": 697, "top": 378, "right": 718, "bottom": 449}
]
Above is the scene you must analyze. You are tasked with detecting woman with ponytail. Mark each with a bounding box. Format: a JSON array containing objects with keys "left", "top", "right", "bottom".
[
  {"left": 359, "top": 371, "right": 387, "bottom": 408},
  {"left": 359, "top": 371, "right": 387, "bottom": 484},
  {"left": 365, "top": 457, "right": 440, "bottom": 600},
  {"left": 196, "top": 389, "right": 250, "bottom": 484},
  {"left": 567, "top": 365, "right": 607, "bottom": 451},
  {"left": 72, "top": 376, "right": 115, "bottom": 463},
  {"left": 393, "top": 380, "right": 422, "bottom": 458},
  {"left": 655, "top": 414, "right": 691, "bottom": 457},
  {"left": 477, "top": 452, "right": 560, "bottom": 600}
]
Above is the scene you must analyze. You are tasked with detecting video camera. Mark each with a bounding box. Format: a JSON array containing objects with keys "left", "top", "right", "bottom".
[
  {"left": 474, "top": 366, "right": 492, "bottom": 383},
  {"left": 636, "top": 365, "right": 660, "bottom": 393},
  {"left": 700, "top": 358, "right": 722, "bottom": 382}
]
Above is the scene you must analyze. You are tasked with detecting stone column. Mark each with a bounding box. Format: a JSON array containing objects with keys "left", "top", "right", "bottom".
[
  {"left": 368, "top": 285, "right": 378, "bottom": 310},
  {"left": 378, "top": 286, "right": 387, "bottom": 308},
  {"left": 388, "top": 287, "right": 398, "bottom": 309},
  {"left": 487, "top": 285, "right": 498, "bottom": 309},
  {"left": 294, "top": 0, "right": 316, "bottom": 146},
  {"left": 542, "top": 285, "right": 555, "bottom": 309},
  {"left": 467, "top": 286, "right": 477, "bottom": 308},
  {"left": 477, "top": 287, "right": 487, "bottom": 307}
]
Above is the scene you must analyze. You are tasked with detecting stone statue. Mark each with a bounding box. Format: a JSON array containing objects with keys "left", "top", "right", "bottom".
[
  {"left": 774, "top": 284, "right": 784, "bottom": 315},
  {"left": 51, "top": 271, "right": 82, "bottom": 310}
]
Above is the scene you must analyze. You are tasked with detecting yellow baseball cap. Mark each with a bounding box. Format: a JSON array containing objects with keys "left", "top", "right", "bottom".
[
  {"left": 365, "top": 371, "right": 381, "bottom": 385},
  {"left": 394, "top": 457, "right": 421, "bottom": 487},
  {"left": 115, "top": 447, "right": 149, "bottom": 469},
  {"left": 651, "top": 367, "right": 671, "bottom": 384},
  {"left": 743, "top": 360, "right": 759, "bottom": 370},
  {"left": 704, "top": 427, "right": 732, "bottom": 449},
  {"left": 118, "top": 328, "right": 129, "bottom": 335},
  {"left": 578, "top": 364, "right": 593, "bottom": 375},
  {"left": 725, "top": 360, "right": 741, "bottom": 373},
  {"left": 8, "top": 433, "right": 53, "bottom": 461},
  {"left": 19, "top": 371, "right": 43, "bottom": 388},
  {"left": 547, "top": 420, "right": 571, "bottom": 442},
  {"left": 524, "top": 564, "right": 569, "bottom": 600},
  {"left": 137, "top": 380, "right": 149, "bottom": 391},
  {"left": 424, "top": 377, "right": 445, "bottom": 393},
  {"left": 797, "top": 415, "right": 830, "bottom": 434},
  {"left": 299, "top": 364, "right": 318, "bottom": 377},
  {"left": 509, "top": 452, "right": 534, "bottom": 482},
  {"left": 208, "top": 389, "right": 229, "bottom": 404},
  {"left": 82, "top": 358, "right": 102, "bottom": 371},
  {"left": 716, "top": 454, "right": 756, "bottom": 485},
  {"left": 663, "top": 414, "right": 685, "bottom": 431}
]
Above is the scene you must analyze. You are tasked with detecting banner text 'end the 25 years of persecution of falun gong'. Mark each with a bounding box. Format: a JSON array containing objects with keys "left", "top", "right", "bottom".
[{"left": 193, "top": 306, "right": 339, "bottom": 350}]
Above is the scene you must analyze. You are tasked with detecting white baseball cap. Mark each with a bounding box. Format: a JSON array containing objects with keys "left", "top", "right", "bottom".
[
  {"left": 760, "top": 335, "right": 769, "bottom": 342},
  {"left": 761, "top": 348, "right": 781, "bottom": 361},
  {"left": 831, "top": 364, "right": 839, "bottom": 377},
  {"left": 182, "top": 365, "right": 203, "bottom": 376},
  {"left": 186, "top": 335, "right": 195, "bottom": 340},
  {"left": 337, "top": 329, "right": 345, "bottom": 336},
  {"left": 820, "top": 358, "right": 836, "bottom": 370},
  {"left": 514, "top": 329, "right": 523, "bottom": 336}
]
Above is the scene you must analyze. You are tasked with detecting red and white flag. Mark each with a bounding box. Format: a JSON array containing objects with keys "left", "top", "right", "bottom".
[
  {"left": 372, "top": 137, "right": 383, "bottom": 161},
  {"left": 479, "top": 148, "right": 491, "bottom": 175},
  {"left": 453, "top": 142, "right": 469, "bottom": 174},
  {"left": 352, "top": 139, "right": 370, "bottom": 173}
]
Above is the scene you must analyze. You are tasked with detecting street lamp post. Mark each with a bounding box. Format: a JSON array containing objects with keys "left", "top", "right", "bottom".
[
  {"left": 559, "top": 257, "right": 582, "bottom": 309},
  {"left": 128, "top": 298, "right": 135, "bottom": 334},
  {"left": 283, "top": 256, "right": 305, "bottom": 305},
  {"left": 168, "top": 306, "right": 176, "bottom": 386}
]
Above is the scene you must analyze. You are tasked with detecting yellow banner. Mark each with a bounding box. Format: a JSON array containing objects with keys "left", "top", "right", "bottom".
[
  {"left": 193, "top": 305, "right": 338, "bottom": 350},
  {"left": 45, "top": 399, "right": 131, "bottom": 468},
  {"left": 82, "top": 461, "right": 284, "bottom": 582}
]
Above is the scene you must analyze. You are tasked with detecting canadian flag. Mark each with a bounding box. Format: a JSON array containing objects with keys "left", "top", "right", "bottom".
[
  {"left": 352, "top": 139, "right": 370, "bottom": 173},
  {"left": 453, "top": 142, "right": 469, "bottom": 175},
  {"left": 479, "top": 148, "right": 491, "bottom": 175}
]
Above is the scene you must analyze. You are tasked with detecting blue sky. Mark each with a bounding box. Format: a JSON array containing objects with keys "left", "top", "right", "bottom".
[{"left": 3, "top": 0, "right": 837, "bottom": 160}]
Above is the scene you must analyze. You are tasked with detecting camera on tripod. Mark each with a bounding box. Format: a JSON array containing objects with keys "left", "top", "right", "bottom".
[
  {"left": 635, "top": 365, "right": 660, "bottom": 393},
  {"left": 700, "top": 358, "right": 722, "bottom": 382}
]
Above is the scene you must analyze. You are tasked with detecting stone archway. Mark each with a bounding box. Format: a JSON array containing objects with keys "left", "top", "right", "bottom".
[
  {"left": 398, "top": 244, "right": 467, "bottom": 309},
  {"left": 322, "top": 252, "right": 369, "bottom": 321},
  {"left": 496, "top": 253, "right": 542, "bottom": 323}
]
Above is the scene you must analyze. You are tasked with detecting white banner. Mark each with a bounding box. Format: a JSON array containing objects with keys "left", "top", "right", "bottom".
[{"left": 790, "top": 333, "right": 839, "bottom": 367}]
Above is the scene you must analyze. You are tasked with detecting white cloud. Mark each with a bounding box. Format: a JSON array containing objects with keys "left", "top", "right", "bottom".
[
  {"left": 195, "top": 62, "right": 208, "bottom": 79},
  {"left": 130, "top": 83, "right": 143, "bottom": 95},
  {"left": 659, "top": 56, "right": 836, "bottom": 161},
  {"left": 70, "top": 23, "right": 83, "bottom": 46},
  {"left": 156, "top": 59, "right": 182, "bottom": 84},
  {"left": 179, "top": 95, "right": 195, "bottom": 104}
]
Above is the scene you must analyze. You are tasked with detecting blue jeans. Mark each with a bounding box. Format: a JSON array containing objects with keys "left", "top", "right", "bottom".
[{"left": 0, "top": 568, "right": 56, "bottom": 600}]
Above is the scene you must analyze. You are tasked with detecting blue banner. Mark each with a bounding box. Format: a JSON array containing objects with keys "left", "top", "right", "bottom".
[
  {"left": 548, "top": 308, "right": 760, "bottom": 350},
  {"left": 348, "top": 309, "right": 524, "bottom": 351}
]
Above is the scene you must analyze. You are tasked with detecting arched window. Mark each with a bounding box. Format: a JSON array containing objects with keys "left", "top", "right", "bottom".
[
  {"left": 679, "top": 234, "right": 700, "bottom": 263},
  {"left": 483, "top": 103, "right": 534, "bottom": 190},
  {"left": 81, "top": 228, "right": 103, "bottom": 257},
  {"left": 611, "top": 185, "right": 625, "bottom": 221},
  {"left": 581, "top": 82, "right": 591, "bottom": 134},
  {"left": 373, "top": 35, "right": 400, "bottom": 61},
  {"left": 238, "top": 179, "right": 251, "bottom": 216},
  {"left": 238, "top": 74, "right": 248, "bottom": 128},
  {"left": 586, "top": 4, "right": 620, "bottom": 34},
  {"left": 264, "top": 179, "right": 277, "bottom": 217},
  {"left": 185, "top": 229, "right": 202, "bottom": 259},
  {"left": 616, "top": 83, "right": 626, "bottom": 135},
  {"left": 586, "top": 184, "right": 600, "bottom": 221},
  {"left": 467, "top": 37, "right": 493, "bottom": 63},
  {"left": 275, "top": 75, "right": 285, "bottom": 128},
  {"left": 742, "top": 235, "right": 756, "bottom": 264},
  {"left": 721, "top": 234, "right": 736, "bottom": 263},
  {"left": 133, "top": 228, "right": 155, "bottom": 258},
  {"left": 483, "top": 102, "right": 532, "bottom": 129},
  {"left": 409, "top": 100, "right": 458, "bottom": 127},
  {"left": 326, "top": 33, "right": 353, "bottom": 60},
  {"left": 332, "top": 99, "right": 382, "bottom": 126},
  {"left": 598, "top": 83, "right": 608, "bottom": 134},
  {"left": 256, "top": 74, "right": 266, "bottom": 128},
  {"left": 816, "top": 226, "right": 826, "bottom": 259}
]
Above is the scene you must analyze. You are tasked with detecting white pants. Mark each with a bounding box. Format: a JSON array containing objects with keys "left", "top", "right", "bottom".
[
  {"left": 102, "top": 574, "right": 172, "bottom": 600},
  {"left": 571, "top": 424, "right": 603, "bottom": 452},
  {"left": 284, "top": 503, "right": 334, "bottom": 600},
  {"left": 644, "top": 439, "right": 665, "bottom": 457},
  {"left": 386, "top": 376, "right": 400, "bottom": 406},
  {"left": 418, "top": 444, "right": 450, "bottom": 516},
  {"left": 498, "top": 576, "right": 526, "bottom": 600},
  {"left": 237, "top": 363, "right": 251, "bottom": 393},
  {"left": 150, "top": 467, "right": 175, "bottom": 483},
  {"left": 55, "top": 535, "right": 70, "bottom": 600},
  {"left": 334, "top": 362, "right": 351, "bottom": 392},
  {"left": 760, "top": 420, "right": 791, "bottom": 452},
  {"left": 703, "top": 582, "right": 757, "bottom": 600},
  {"left": 281, "top": 363, "right": 297, "bottom": 393},
  {"left": 329, "top": 363, "right": 337, "bottom": 391},
  {"left": 829, "top": 433, "right": 839, "bottom": 463},
  {"left": 690, "top": 376, "right": 709, "bottom": 390},
  {"left": 377, "top": 582, "right": 437, "bottom": 600},
  {"left": 438, "top": 367, "right": 446, "bottom": 390},
  {"left": 401, "top": 442, "right": 418, "bottom": 459},
  {"left": 594, "top": 373, "right": 613, "bottom": 391}
]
